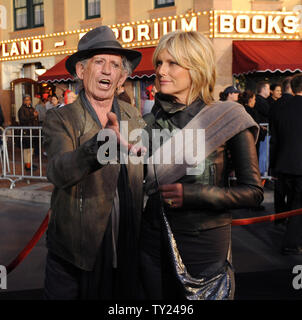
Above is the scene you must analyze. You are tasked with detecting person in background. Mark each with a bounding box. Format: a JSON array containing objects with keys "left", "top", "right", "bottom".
[
  {"left": 50, "top": 94, "right": 63, "bottom": 109},
  {"left": 267, "top": 83, "right": 282, "bottom": 127},
  {"left": 34, "top": 97, "right": 48, "bottom": 157},
  {"left": 238, "top": 90, "right": 267, "bottom": 157},
  {"left": 116, "top": 85, "right": 132, "bottom": 104},
  {"left": 35, "top": 98, "right": 47, "bottom": 125},
  {"left": 280, "top": 77, "right": 294, "bottom": 103},
  {"left": 267, "top": 83, "right": 282, "bottom": 109},
  {"left": 255, "top": 81, "right": 271, "bottom": 176},
  {"left": 18, "top": 95, "right": 39, "bottom": 170},
  {"left": 45, "top": 95, "right": 54, "bottom": 110},
  {"left": 269, "top": 77, "right": 294, "bottom": 224},
  {"left": 219, "top": 86, "right": 240, "bottom": 102},
  {"left": 255, "top": 81, "right": 271, "bottom": 123},
  {"left": 143, "top": 84, "right": 157, "bottom": 115},
  {"left": 269, "top": 78, "right": 293, "bottom": 128},
  {"left": 66, "top": 91, "right": 77, "bottom": 104},
  {"left": 238, "top": 89, "right": 257, "bottom": 117},
  {"left": 270, "top": 73, "right": 302, "bottom": 255}
]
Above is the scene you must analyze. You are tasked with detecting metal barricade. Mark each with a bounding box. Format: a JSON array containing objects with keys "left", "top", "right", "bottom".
[
  {"left": 0, "top": 126, "right": 10, "bottom": 175},
  {"left": 0, "top": 126, "right": 47, "bottom": 189}
]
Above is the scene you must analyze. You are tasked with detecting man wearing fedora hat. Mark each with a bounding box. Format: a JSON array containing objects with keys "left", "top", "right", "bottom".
[{"left": 42, "top": 26, "right": 145, "bottom": 299}]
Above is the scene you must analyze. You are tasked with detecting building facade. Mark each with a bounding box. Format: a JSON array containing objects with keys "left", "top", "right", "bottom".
[{"left": 0, "top": 0, "right": 302, "bottom": 124}]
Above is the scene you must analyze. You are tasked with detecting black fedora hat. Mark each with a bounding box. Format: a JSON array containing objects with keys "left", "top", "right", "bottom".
[{"left": 66, "top": 26, "right": 142, "bottom": 76}]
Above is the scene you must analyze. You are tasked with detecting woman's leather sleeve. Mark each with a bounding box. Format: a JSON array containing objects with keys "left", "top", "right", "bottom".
[{"left": 182, "top": 128, "right": 264, "bottom": 210}]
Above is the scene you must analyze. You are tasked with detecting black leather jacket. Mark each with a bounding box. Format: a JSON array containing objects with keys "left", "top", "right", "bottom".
[{"left": 143, "top": 97, "right": 264, "bottom": 234}]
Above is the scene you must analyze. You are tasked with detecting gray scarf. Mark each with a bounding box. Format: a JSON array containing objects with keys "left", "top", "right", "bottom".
[{"left": 145, "top": 100, "right": 259, "bottom": 195}]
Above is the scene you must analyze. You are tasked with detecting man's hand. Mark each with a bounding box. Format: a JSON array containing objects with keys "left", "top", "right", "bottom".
[
  {"left": 106, "top": 112, "right": 146, "bottom": 156},
  {"left": 159, "top": 183, "right": 183, "bottom": 208}
]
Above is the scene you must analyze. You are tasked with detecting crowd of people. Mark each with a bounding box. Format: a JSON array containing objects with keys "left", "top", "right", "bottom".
[
  {"left": 12, "top": 90, "right": 78, "bottom": 171},
  {"left": 220, "top": 77, "right": 302, "bottom": 255}
]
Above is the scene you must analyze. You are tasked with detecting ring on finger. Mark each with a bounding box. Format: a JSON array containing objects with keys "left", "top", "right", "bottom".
[{"left": 167, "top": 199, "right": 173, "bottom": 206}]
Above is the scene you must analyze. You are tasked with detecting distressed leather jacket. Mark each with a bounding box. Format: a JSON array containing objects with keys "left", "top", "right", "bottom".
[
  {"left": 143, "top": 97, "right": 264, "bottom": 233},
  {"left": 43, "top": 97, "right": 145, "bottom": 271}
]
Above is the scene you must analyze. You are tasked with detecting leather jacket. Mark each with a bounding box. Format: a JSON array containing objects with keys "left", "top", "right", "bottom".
[
  {"left": 43, "top": 97, "right": 145, "bottom": 271},
  {"left": 143, "top": 97, "right": 264, "bottom": 234}
]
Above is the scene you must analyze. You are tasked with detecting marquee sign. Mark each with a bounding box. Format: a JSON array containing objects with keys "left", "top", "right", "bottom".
[
  {"left": 109, "top": 13, "right": 202, "bottom": 48},
  {"left": 0, "top": 11, "right": 209, "bottom": 62},
  {"left": 0, "top": 10, "right": 300, "bottom": 62},
  {"left": 212, "top": 10, "right": 300, "bottom": 39}
]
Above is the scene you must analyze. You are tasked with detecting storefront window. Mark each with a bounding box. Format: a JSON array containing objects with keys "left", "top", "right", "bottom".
[
  {"left": 14, "top": 0, "right": 44, "bottom": 30},
  {"left": 86, "top": 0, "right": 100, "bottom": 19},
  {"left": 155, "top": 0, "right": 175, "bottom": 8}
]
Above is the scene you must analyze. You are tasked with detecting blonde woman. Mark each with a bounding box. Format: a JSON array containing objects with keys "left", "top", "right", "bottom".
[{"left": 140, "top": 31, "right": 264, "bottom": 300}]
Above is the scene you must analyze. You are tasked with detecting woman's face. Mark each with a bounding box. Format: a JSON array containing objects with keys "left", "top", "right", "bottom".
[
  {"left": 155, "top": 49, "right": 192, "bottom": 105},
  {"left": 51, "top": 96, "right": 58, "bottom": 105},
  {"left": 271, "top": 86, "right": 282, "bottom": 100},
  {"left": 248, "top": 94, "right": 256, "bottom": 108},
  {"left": 227, "top": 92, "right": 239, "bottom": 102}
]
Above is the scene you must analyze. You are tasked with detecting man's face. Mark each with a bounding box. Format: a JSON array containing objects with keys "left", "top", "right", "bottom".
[
  {"left": 23, "top": 97, "right": 31, "bottom": 106},
  {"left": 76, "top": 54, "right": 127, "bottom": 103},
  {"left": 262, "top": 84, "right": 270, "bottom": 98}
]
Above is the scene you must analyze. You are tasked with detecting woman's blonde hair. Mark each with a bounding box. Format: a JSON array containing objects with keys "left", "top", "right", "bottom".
[{"left": 153, "top": 31, "right": 216, "bottom": 105}]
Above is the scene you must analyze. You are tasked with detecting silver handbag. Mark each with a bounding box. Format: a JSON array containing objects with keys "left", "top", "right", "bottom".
[{"left": 161, "top": 210, "right": 233, "bottom": 300}]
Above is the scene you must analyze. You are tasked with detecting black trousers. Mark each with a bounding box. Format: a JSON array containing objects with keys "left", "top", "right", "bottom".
[
  {"left": 44, "top": 251, "right": 82, "bottom": 300},
  {"left": 274, "top": 173, "right": 288, "bottom": 213},
  {"left": 140, "top": 221, "right": 234, "bottom": 300},
  {"left": 282, "top": 174, "right": 302, "bottom": 249},
  {"left": 44, "top": 218, "right": 115, "bottom": 300}
]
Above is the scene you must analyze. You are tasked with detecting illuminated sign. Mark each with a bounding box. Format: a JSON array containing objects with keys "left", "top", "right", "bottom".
[
  {"left": 0, "top": 10, "right": 300, "bottom": 62},
  {"left": 111, "top": 14, "right": 199, "bottom": 47},
  {"left": 212, "top": 10, "right": 300, "bottom": 39},
  {"left": 0, "top": 11, "right": 208, "bottom": 61},
  {"left": 1, "top": 39, "right": 43, "bottom": 57}
]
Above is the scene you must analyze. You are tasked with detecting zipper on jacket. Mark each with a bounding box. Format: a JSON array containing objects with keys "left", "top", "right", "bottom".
[{"left": 77, "top": 132, "right": 84, "bottom": 266}]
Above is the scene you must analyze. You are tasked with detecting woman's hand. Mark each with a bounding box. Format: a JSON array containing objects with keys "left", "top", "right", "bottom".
[{"left": 159, "top": 183, "right": 183, "bottom": 208}]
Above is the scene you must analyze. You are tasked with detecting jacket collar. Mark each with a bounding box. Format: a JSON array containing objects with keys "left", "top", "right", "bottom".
[
  {"left": 80, "top": 89, "right": 123, "bottom": 128},
  {"left": 154, "top": 94, "right": 205, "bottom": 129}
]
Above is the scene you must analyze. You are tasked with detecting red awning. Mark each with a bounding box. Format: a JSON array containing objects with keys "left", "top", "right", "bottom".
[
  {"left": 38, "top": 56, "right": 74, "bottom": 83},
  {"left": 233, "top": 40, "right": 302, "bottom": 75},
  {"left": 38, "top": 47, "right": 155, "bottom": 83},
  {"left": 129, "top": 47, "right": 155, "bottom": 79}
]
